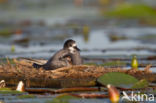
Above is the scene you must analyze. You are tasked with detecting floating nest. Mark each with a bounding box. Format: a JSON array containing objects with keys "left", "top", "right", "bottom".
[{"left": 0, "top": 58, "right": 155, "bottom": 88}]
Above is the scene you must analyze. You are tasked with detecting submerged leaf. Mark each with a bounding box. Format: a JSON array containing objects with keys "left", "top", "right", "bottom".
[
  {"left": 46, "top": 94, "right": 79, "bottom": 103},
  {"left": 56, "top": 94, "right": 79, "bottom": 100},
  {"left": 97, "top": 72, "right": 138, "bottom": 88},
  {"left": 131, "top": 79, "right": 149, "bottom": 89},
  {"left": 18, "top": 94, "right": 36, "bottom": 99}
]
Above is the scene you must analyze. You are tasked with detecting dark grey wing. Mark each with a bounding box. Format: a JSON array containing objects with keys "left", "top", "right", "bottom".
[
  {"left": 70, "top": 50, "right": 83, "bottom": 65},
  {"left": 43, "top": 49, "right": 71, "bottom": 70}
]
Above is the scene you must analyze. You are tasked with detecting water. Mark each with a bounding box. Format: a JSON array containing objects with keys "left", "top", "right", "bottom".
[
  {"left": 0, "top": 28, "right": 156, "bottom": 58},
  {"left": 0, "top": 0, "right": 156, "bottom": 103}
]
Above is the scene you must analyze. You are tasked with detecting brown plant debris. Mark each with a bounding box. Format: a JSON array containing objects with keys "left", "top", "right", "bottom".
[{"left": 0, "top": 58, "right": 155, "bottom": 88}]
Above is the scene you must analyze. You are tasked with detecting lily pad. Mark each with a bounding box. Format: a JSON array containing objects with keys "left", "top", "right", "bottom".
[
  {"left": 97, "top": 72, "right": 138, "bottom": 88},
  {"left": 131, "top": 79, "right": 149, "bottom": 89}
]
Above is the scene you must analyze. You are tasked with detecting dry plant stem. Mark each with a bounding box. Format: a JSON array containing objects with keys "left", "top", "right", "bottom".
[{"left": 144, "top": 64, "right": 152, "bottom": 73}]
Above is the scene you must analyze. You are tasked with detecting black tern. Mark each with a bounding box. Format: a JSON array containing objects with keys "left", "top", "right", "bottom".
[{"left": 33, "top": 39, "right": 83, "bottom": 70}]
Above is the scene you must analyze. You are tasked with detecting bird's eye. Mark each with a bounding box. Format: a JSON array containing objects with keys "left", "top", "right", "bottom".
[{"left": 69, "top": 44, "right": 72, "bottom": 47}]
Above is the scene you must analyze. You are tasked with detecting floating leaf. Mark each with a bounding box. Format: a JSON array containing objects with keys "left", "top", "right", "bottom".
[
  {"left": 0, "top": 88, "right": 25, "bottom": 95},
  {"left": 100, "top": 61, "right": 126, "bottom": 67},
  {"left": 46, "top": 94, "right": 79, "bottom": 103},
  {"left": 106, "top": 4, "right": 156, "bottom": 19},
  {"left": 97, "top": 72, "right": 138, "bottom": 88},
  {"left": 56, "top": 94, "right": 78, "bottom": 100},
  {"left": 0, "top": 90, "right": 23, "bottom": 94},
  {"left": 131, "top": 79, "right": 149, "bottom": 89},
  {"left": 18, "top": 94, "right": 36, "bottom": 99},
  {"left": 0, "top": 88, "right": 11, "bottom": 91}
]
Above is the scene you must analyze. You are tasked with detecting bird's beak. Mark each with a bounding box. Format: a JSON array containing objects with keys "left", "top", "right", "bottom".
[{"left": 74, "top": 46, "right": 80, "bottom": 51}]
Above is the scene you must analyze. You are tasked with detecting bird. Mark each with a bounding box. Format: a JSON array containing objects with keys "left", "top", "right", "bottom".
[{"left": 33, "top": 39, "right": 83, "bottom": 70}]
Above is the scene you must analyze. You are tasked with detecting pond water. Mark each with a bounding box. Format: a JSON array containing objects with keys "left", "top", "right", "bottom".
[
  {"left": 0, "top": 0, "right": 156, "bottom": 103},
  {"left": 0, "top": 28, "right": 156, "bottom": 58}
]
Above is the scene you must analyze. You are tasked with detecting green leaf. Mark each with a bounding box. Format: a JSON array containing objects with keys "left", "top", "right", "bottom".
[
  {"left": 18, "top": 94, "right": 36, "bottom": 99},
  {"left": 0, "top": 88, "right": 25, "bottom": 94},
  {"left": 106, "top": 4, "right": 156, "bottom": 19},
  {"left": 100, "top": 61, "right": 126, "bottom": 67},
  {"left": 0, "top": 88, "right": 11, "bottom": 91},
  {"left": 0, "top": 90, "right": 23, "bottom": 94},
  {"left": 131, "top": 79, "right": 149, "bottom": 89},
  {"left": 97, "top": 72, "right": 138, "bottom": 88},
  {"left": 46, "top": 94, "right": 79, "bottom": 103},
  {"left": 56, "top": 94, "right": 78, "bottom": 100}
]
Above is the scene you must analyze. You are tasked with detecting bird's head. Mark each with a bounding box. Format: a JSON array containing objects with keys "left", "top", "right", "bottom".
[{"left": 63, "top": 39, "right": 80, "bottom": 53}]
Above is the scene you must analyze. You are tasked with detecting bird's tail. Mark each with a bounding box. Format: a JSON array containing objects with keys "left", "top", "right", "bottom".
[{"left": 33, "top": 63, "right": 43, "bottom": 69}]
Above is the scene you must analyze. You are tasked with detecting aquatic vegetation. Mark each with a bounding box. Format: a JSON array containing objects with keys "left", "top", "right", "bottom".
[
  {"left": 18, "top": 94, "right": 36, "bottom": 99},
  {"left": 82, "top": 25, "right": 90, "bottom": 42},
  {"left": 16, "top": 81, "right": 25, "bottom": 92},
  {"left": 0, "top": 58, "right": 15, "bottom": 65},
  {"left": 109, "top": 34, "right": 128, "bottom": 42},
  {"left": 131, "top": 55, "right": 138, "bottom": 70},
  {"left": 0, "top": 80, "right": 5, "bottom": 88},
  {"left": 131, "top": 79, "right": 149, "bottom": 89},
  {"left": 85, "top": 61, "right": 126, "bottom": 67},
  {"left": 85, "top": 63, "right": 97, "bottom": 66},
  {"left": 46, "top": 94, "right": 78, "bottom": 103},
  {"left": 97, "top": 72, "right": 139, "bottom": 88},
  {"left": 0, "top": 88, "right": 23, "bottom": 94},
  {"left": 97, "top": 72, "right": 150, "bottom": 89},
  {"left": 105, "top": 4, "right": 156, "bottom": 19},
  {"left": 11, "top": 45, "right": 15, "bottom": 53},
  {"left": 0, "top": 88, "right": 11, "bottom": 91},
  {"left": 137, "top": 34, "right": 156, "bottom": 42},
  {"left": 100, "top": 61, "right": 126, "bottom": 67},
  {"left": 0, "top": 29, "right": 13, "bottom": 37},
  {"left": 107, "top": 84, "right": 120, "bottom": 103},
  {"left": 0, "top": 58, "right": 154, "bottom": 88}
]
